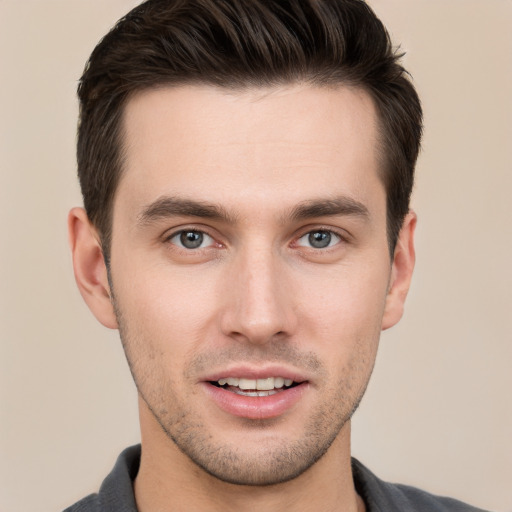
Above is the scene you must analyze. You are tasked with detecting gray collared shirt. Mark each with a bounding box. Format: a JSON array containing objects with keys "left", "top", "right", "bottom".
[{"left": 63, "top": 445, "right": 491, "bottom": 512}]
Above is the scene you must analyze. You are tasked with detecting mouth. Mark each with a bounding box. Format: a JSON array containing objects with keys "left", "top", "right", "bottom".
[
  {"left": 209, "top": 376, "right": 300, "bottom": 397},
  {"left": 203, "top": 373, "right": 309, "bottom": 419}
]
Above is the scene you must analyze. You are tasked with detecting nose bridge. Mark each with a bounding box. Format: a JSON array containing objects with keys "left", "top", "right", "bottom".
[{"left": 221, "top": 239, "right": 293, "bottom": 344}]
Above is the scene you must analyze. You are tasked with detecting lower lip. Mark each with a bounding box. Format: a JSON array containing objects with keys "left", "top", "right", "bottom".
[{"left": 202, "top": 383, "right": 308, "bottom": 420}]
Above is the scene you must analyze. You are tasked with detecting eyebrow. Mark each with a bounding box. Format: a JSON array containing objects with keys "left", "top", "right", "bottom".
[
  {"left": 137, "top": 195, "right": 370, "bottom": 227},
  {"left": 137, "top": 196, "right": 238, "bottom": 225},
  {"left": 288, "top": 197, "right": 370, "bottom": 222}
]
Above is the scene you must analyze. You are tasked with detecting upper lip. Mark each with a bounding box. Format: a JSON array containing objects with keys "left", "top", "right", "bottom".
[{"left": 200, "top": 365, "right": 310, "bottom": 384}]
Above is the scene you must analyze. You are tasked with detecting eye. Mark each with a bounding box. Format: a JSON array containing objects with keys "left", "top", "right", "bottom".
[
  {"left": 296, "top": 230, "right": 341, "bottom": 249},
  {"left": 168, "top": 230, "right": 214, "bottom": 249}
]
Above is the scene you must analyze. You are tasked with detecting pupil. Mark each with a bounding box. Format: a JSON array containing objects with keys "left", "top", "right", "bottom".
[
  {"left": 180, "top": 231, "right": 203, "bottom": 249},
  {"left": 309, "top": 231, "right": 331, "bottom": 248}
]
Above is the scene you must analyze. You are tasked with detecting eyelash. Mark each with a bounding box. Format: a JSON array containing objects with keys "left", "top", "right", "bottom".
[
  {"left": 166, "top": 229, "right": 217, "bottom": 250},
  {"left": 165, "top": 226, "right": 347, "bottom": 252},
  {"left": 295, "top": 229, "right": 344, "bottom": 250}
]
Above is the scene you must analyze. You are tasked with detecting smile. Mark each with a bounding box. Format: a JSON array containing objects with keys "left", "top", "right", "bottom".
[
  {"left": 204, "top": 374, "right": 307, "bottom": 419},
  {"left": 211, "top": 377, "right": 297, "bottom": 397}
]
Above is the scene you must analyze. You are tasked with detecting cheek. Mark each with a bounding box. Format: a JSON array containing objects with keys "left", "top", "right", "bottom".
[
  {"left": 112, "top": 262, "right": 222, "bottom": 360},
  {"left": 295, "top": 262, "right": 389, "bottom": 384},
  {"left": 299, "top": 263, "right": 390, "bottom": 334}
]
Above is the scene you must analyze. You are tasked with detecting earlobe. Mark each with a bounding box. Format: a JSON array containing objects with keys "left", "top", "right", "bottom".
[
  {"left": 381, "top": 211, "right": 416, "bottom": 331},
  {"left": 68, "top": 207, "right": 118, "bottom": 329}
]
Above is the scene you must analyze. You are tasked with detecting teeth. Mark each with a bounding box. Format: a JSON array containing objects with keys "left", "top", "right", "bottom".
[
  {"left": 234, "top": 389, "right": 279, "bottom": 397},
  {"left": 239, "top": 378, "right": 256, "bottom": 390},
  {"left": 216, "top": 377, "right": 295, "bottom": 390},
  {"left": 256, "top": 377, "right": 274, "bottom": 390},
  {"left": 274, "top": 377, "right": 285, "bottom": 388}
]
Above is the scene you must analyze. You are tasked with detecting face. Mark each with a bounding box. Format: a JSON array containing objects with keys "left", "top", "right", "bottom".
[{"left": 72, "top": 84, "right": 414, "bottom": 486}]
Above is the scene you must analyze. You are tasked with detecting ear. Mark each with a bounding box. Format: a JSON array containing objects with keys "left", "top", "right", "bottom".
[
  {"left": 381, "top": 211, "right": 416, "bottom": 331},
  {"left": 68, "top": 207, "right": 118, "bottom": 329}
]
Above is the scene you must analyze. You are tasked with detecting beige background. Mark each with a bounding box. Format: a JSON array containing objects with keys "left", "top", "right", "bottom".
[{"left": 1, "top": 1, "right": 511, "bottom": 511}]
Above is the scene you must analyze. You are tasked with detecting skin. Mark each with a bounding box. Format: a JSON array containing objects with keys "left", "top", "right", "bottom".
[{"left": 69, "top": 84, "right": 416, "bottom": 512}]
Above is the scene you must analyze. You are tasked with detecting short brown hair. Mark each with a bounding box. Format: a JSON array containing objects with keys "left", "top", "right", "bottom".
[{"left": 77, "top": 0, "right": 422, "bottom": 260}]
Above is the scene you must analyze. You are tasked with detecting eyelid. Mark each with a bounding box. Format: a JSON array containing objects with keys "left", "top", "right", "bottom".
[
  {"left": 171, "top": 230, "right": 214, "bottom": 249},
  {"left": 297, "top": 230, "right": 341, "bottom": 249},
  {"left": 163, "top": 225, "right": 221, "bottom": 248},
  {"left": 163, "top": 223, "right": 214, "bottom": 238},
  {"left": 292, "top": 225, "right": 350, "bottom": 245}
]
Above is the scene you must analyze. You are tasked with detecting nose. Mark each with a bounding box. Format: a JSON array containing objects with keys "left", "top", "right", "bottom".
[{"left": 220, "top": 246, "right": 297, "bottom": 345}]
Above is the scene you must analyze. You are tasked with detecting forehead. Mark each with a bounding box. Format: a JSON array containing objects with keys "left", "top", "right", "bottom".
[{"left": 117, "top": 84, "right": 382, "bottom": 218}]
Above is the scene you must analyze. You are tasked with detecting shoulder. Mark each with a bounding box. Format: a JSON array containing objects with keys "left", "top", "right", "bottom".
[
  {"left": 63, "top": 494, "right": 100, "bottom": 512},
  {"left": 387, "top": 482, "right": 492, "bottom": 512},
  {"left": 352, "top": 458, "right": 492, "bottom": 512},
  {"left": 62, "top": 445, "right": 141, "bottom": 512}
]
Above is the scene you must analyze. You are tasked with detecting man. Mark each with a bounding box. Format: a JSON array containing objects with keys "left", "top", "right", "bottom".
[{"left": 65, "top": 0, "right": 488, "bottom": 511}]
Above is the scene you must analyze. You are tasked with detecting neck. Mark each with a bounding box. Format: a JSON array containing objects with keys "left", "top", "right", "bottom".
[{"left": 134, "top": 402, "right": 364, "bottom": 512}]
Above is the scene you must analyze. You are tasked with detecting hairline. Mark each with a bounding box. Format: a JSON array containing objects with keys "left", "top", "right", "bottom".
[{"left": 98, "top": 79, "right": 402, "bottom": 265}]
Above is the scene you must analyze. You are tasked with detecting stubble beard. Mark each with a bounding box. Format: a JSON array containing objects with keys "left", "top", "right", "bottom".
[
  {"left": 137, "top": 372, "right": 368, "bottom": 487},
  {"left": 113, "top": 298, "right": 374, "bottom": 486}
]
